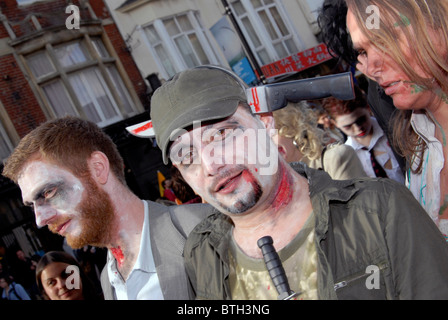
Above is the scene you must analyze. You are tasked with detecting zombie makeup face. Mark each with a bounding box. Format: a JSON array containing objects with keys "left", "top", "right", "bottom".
[
  {"left": 18, "top": 160, "right": 115, "bottom": 249},
  {"left": 19, "top": 161, "right": 85, "bottom": 233},
  {"left": 170, "top": 106, "right": 281, "bottom": 216},
  {"left": 334, "top": 108, "right": 373, "bottom": 141}
]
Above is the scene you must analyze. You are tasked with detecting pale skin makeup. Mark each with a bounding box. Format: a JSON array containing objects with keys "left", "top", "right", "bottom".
[
  {"left": 41, "top": 262, "right": 84, "bottom": 300},
  {"left": 171, "top": 106, "right": 313, "bottom": 258},
  {"left": 333, "top": 108, "right": 373, "bottom": 147},
  {"left": 18, "top": 155, "right": 143, "bottom": 280},
  {"left": 18, "top": 161, "right": 84, "bottom": 238},
  {"left": 17, "top": 152, "right": 143, "bottom": 282}
]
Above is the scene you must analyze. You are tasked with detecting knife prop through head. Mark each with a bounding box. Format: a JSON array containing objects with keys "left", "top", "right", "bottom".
[
  {"left": 125, "top": 72, "right": 355, "bottom": 138},
  {"left": 247, "top": 72, "right": 355, "bottom": 114}
]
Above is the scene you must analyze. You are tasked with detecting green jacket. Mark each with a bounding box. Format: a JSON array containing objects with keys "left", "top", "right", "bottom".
[{"left": 184, "top": 163, "right": 448, "bottom": 299}]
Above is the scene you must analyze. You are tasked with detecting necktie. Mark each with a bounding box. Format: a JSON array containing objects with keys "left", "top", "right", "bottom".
[{"left": 364, "top": 147, "right": 388, "bottom": 178}]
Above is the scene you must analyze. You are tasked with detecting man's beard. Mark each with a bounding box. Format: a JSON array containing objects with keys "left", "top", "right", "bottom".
[
  {"left": 221, "top": 187, "right": 262, "bottom": 214},
  {"left": 213, "top": 168, "right": 263, "bottom": 215},
  {"left": 60, "top": 176, "right": 115, "bottom": 249}
]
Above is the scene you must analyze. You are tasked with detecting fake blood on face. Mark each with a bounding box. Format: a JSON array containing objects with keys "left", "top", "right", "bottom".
[{"left": 110, "top": 246, "right": 124, "bottom": 268}]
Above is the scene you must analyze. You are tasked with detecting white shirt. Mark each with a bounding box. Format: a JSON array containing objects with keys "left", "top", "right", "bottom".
[
  {"left": 346, "top": 117, "right": 405, "bottom": 184},
  {"left": 408, "top": 112, "right": 446, "bottom": 234},
  {"left": 107, "top": 200, "right": 164, "bottom": 300}
]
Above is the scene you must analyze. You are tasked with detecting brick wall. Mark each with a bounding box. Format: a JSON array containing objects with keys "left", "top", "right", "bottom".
[
  {"left": 0, "top": 0, "right": 147, "bottom": 137},
  {"left": 0, "top": 54, "right": 46, "bottom": 137}
]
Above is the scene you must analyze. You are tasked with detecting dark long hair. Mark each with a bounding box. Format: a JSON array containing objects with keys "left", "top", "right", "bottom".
[
  {"left": 317, "top": 0, "right": 358, "bottom": 65},
  {"left": 36, "top": 251, "right": 103, "bottom": 300}
]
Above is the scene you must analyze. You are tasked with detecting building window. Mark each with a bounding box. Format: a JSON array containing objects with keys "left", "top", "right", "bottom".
[
  {"left": 0, "top": 124, "right": 13, "bottom": 163},
  {"left": 25, "top": 36, "right": 138, "bottom": 127},
  {"left": 229, "top": 0, "right": 302, "bottom": 65},
  {"left": 143, "top": 11, "right": 221, "bottom": 79}
]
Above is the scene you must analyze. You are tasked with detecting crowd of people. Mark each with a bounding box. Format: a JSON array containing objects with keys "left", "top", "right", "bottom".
[{"left": 2, "top": 0, "right": 448, "bottom": 300}]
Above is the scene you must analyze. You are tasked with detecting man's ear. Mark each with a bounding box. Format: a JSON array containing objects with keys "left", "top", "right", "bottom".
[
  {"left": 87, "top": 151, "right": 110, "bottom": 185},
  {"left": 258, "top": 112, "right": 276, "bottom": 131}
]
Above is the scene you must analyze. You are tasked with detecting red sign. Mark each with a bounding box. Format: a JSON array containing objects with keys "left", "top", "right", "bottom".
[
  {"left": 132, "top": 121, "right": 153, "bottom": 134},
  {"left": 260, "top": 43, "right": 333, "bottom": 79}
]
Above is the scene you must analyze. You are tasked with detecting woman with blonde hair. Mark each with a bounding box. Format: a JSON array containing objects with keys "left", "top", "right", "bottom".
[
  {"left": 273, "top": 102, "right": 366, "bottom": 180},
  {"left": 345, "top": 0, "right": 448, "bottom": 234}
]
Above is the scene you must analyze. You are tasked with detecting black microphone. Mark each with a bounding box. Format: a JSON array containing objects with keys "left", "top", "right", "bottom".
[{"left": 257, "top": 236, "right": 299, "bottom": 300}]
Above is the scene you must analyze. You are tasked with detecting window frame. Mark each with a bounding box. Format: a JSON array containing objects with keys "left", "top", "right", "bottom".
[
  {"left": 0, "top": 124, "right": 14, "bottom": 163},
  {"left": 228, "top": 0, "right": 303, "bottom": 66},
  {"left": 142, "top": 10, "right": 223, "bottom": 79},
  {"left": 0, "top": 100, "right": 19, "bottom": 163},
  {"left": 24, "top": 34, "right": 140, "bottom": 127}
]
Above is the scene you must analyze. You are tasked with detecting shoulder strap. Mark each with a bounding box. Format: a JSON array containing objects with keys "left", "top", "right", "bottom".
[
  {"left": 321, "top": 146, "right": 328, "bottom": 171},
  {"left": 9, "top": 283, "right": 22, "bottom": 300}
]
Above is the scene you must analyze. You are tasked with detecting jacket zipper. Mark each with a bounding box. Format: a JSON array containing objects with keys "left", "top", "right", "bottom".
[{"left": 333, "top": 262, "right": 388, "bottom": 291}]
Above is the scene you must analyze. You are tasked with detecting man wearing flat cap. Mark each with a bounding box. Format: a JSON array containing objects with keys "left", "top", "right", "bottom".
[{"left": 149, "top": 65, "right": 448, "bottom": 300}]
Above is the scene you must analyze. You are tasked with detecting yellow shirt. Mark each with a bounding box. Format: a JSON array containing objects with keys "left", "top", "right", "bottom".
[{"left": 228, "top": 213, "right": 318, "bottom": 300}]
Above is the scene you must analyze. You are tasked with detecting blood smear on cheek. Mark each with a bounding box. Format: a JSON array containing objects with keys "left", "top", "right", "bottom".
[{"left": 242, "top": 170, "right": 257, "bottom": 185}]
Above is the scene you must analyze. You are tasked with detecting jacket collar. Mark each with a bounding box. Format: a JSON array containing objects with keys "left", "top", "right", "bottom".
[{"left": 290, "top": 162, "right": 359, "bottom": 242}]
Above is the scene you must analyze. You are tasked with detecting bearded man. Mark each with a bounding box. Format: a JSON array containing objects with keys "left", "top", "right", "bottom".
[{"left": 2, "top": 116, "right": 213, "bottom": 300}]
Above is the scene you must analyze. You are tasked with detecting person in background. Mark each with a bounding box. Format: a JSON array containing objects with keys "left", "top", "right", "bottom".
[
  {"left": 75, "top": 245, "right": 107, "bottom": 296},
  {"left": 273, "top": 102, "right": 366, "bottom": 180},
  {"left": 323, "top": 87, "right": 404, "bottom": 184},
  {"left": 315, "top": 107, "right": 346, "bottom": 143},
  {"left": 317, "top": 0, "right": 406, "bottom": 171},
  {"left": 161, "top": 178, "right": 178, "bottom": 203},
  {"left": 36, "top": 251, "right": 102, "bottom": 300},
  {"left": 170, "top": 166, "right": 202, "bottom": 204},
  {"left": 344, "top": 0, "right": 448, "bottom": 235},
  {"left": 13, "top": 249, "right": 36, "bottom": 298},
  {"left": 0, "top": 273, "right": 31, "bottom": 300}
]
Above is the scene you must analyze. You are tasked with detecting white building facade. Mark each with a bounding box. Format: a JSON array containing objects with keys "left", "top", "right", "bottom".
[{"left": 104, "top": 0, "right": 325, "bottom": 87}]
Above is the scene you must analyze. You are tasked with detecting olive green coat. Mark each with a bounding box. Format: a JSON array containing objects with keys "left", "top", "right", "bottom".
[{"left": 184, "top": 163, "right": 448, "bottom": 300}]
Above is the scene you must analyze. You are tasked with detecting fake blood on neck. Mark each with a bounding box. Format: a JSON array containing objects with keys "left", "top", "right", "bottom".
[
  {"left": 110, "top": 246, "right": 125, "bottom": 268},
  {"left": 272, "top": 166, "right": 293, "bottom": 211}
]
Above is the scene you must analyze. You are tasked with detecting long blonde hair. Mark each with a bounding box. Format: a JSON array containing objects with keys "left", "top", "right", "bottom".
[
  {"left": 346, "top": 0, "right": 448, "bottom": 173},
  {"left": 273, "top": 102, "right": 325, "bottom": 161}
]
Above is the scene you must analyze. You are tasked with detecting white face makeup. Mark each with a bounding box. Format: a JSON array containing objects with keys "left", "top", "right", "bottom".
[
  {"left": 334, "top": 108, "right": 373, "bottom": 141},
  {"left": 170, "top": 107, "right": 280, "bottom": 216},
  {"left": 18, "top": 161, "right": 85, "bottom": 238}
]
